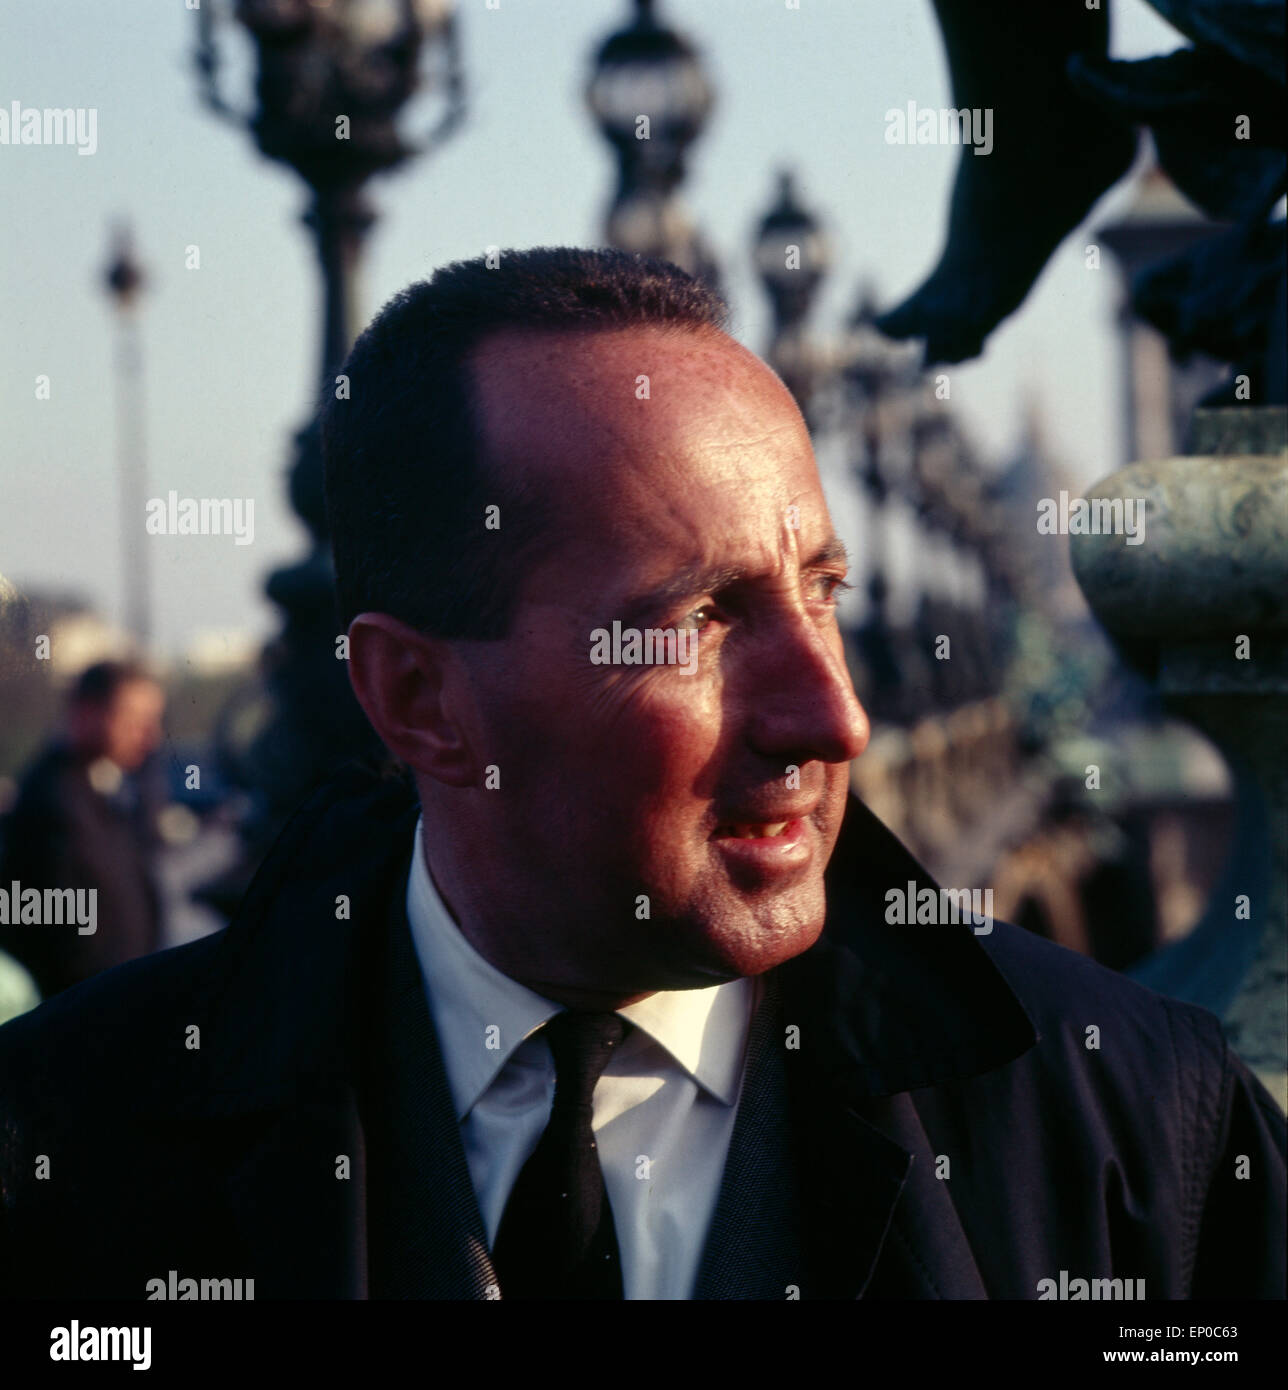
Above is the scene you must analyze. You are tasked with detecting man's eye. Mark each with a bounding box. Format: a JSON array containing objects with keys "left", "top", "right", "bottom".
[
  {"left": 814, "top": 575, "right": 853, "bottom": 603},
  {"left": 683, "top": 605, "right": 716, "bottom": 631}
]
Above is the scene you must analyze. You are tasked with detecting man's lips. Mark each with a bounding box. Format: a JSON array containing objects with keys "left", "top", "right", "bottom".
[
  {"left": 709, "top": 804, "right": 819, "bottom": 875},
  {"left": 710, "top": 802, "right": 819, "bottom": 839},
  {"left": 714, "top": 822, "right": 794, "bottom": 840},
  {"left": 710, "top": 816, "right": 813, "bottom": 873}
]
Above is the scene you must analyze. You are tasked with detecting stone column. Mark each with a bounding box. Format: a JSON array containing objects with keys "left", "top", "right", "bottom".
[{"left": 1071, "top": 407, "right": 1288, "bottom": 1109}]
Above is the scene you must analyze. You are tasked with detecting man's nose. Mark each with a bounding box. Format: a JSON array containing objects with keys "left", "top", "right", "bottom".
[{"left": 742, "top": 615, "right": 869, "bottom": 766}]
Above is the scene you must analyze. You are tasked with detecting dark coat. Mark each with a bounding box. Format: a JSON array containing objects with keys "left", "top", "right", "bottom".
[
  {"left": 1, "top": 765, "right": 1283, "bottom": 1299},
  {"left": 0, "top": 743, "right": 162, "bottom": 999}
]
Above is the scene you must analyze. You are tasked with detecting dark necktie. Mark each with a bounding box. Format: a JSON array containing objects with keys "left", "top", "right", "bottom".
[{"left": 490, "top": 1009, "right": 630, "bottom": 1299}]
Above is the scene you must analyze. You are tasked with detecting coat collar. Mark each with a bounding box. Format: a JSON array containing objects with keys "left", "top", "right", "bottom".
[
  {"left": 781, "top": 791, "right": 1038, "bottom": 1096},
  {"left": 196, "top": 763, "right": 1037, "bottom": 1110},
  {"left": 194, "top": 764, "right": 1035, "bottom": 1299}
]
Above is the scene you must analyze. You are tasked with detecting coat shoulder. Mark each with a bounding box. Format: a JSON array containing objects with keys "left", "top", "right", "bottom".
[
  {"left": 0, "top": 932, "right": 227, "bottom": 1118},
  {"left": 979, "top": 916, "right": 1230, "bottom": 1069},
  {"left": 972, "top": 917, "right": 1284, "bottom": 1185}
]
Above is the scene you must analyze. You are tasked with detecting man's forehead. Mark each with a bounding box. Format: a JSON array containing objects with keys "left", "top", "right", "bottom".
[
  {"left": 472, "top": 325, "right": 811, "bottom": 488},
  {"left": 525, "top": 459, "right": 840, "bottom": 620},
  {"left": 470, "top": 325, "right": 795, "bottom": 440},
  {"left": 469, "top": 324, "right": 831, "bottom": 599},
  {"left": 471, "top": 320, "right": 749, "bottom": 379}
]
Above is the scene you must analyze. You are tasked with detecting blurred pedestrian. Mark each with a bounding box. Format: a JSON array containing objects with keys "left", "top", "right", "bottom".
[{"left": 0, "top": 659, "right": 165, "bottom": 1000}]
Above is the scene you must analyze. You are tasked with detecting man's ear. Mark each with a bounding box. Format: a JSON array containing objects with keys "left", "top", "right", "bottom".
[{"left": 346, "top": 612, "right": 477, "bottom": 787}]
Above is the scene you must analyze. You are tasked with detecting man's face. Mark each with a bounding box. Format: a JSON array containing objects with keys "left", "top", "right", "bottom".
[
  {"left": 75, "top": 680, "right": 165, "bottom": 771},
  {"left": 442, "top": 325, "right": 869, "bottom": 998}
]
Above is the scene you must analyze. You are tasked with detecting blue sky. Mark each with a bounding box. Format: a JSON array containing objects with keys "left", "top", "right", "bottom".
[{"left": 1, "top": 0, "right": 1186, "bottom": 658}]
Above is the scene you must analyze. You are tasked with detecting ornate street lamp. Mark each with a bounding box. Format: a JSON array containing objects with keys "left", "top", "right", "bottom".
[
  {"left": 192, "top": 0, "right": 465, "bottom": 908},
  {"left": 103, "top": 223, "right": 152, "bottom": 650},
  {"left": 841, "top": 291, "right": 920, "bottom": 722},
  {"left": 752, "top": 170, "right": 831, "bottom": 419},
  {"left": 587, "top": 0, "right": 719, "bottom": 287},
  {"left": 843, "top": 291, "right": 919, "bottom": 603}
]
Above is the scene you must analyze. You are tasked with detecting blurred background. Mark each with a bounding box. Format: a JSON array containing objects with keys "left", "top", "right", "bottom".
[{"left": 0, "top": 0, "right": 1282, "bottom": 1101}]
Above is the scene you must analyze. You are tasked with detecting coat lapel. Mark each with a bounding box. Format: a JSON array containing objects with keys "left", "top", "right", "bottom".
[
  {"left": 360, "top": 874, "right": 497, "bottom": 1299},
  {"left": 763, "top": 795, "right": 1036, "bottom": 1299},
  {"left": 691, "top": 973, "right": 805, "bottom": 1298},
  {"left": 192, "top": 769, "right": 418, "bottom": 1299},
  {"left": 854, "top": 1093, "right": 989, "bottom": 1298},
  {"left": 197, "top": 768, "right": 1031, "bottom": 1301},
  {"left": 692, "top": 970, "right": 930, "bottom": 1300},
  {"left": 217, "top": 1091, "right": 369, "bottom": 1298},
  {"left": 790, "top": 1086, "right": 917, "bottom": 1300},
  {"left": 722, "top": 795, "right": 1039, "bottom": 1301},
  {"left": 207, "top": 824, "right": 497, "bottom": 1300}
]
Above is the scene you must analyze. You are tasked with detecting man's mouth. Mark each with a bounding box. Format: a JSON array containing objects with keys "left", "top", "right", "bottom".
[
  {"left": 711, "top": 800, "right": 818, "bottom": 841},
  {"left": 708, "top": 813, "right": 815, "bottom": 878},
  {"left": 713, "top": 822, "right": 791, "bottom": 840}
]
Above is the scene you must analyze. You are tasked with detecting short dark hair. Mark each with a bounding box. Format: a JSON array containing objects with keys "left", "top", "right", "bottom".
[
  {"left": 322, "top": 246, "right": 730, "bottom": 638},
  {"left": 70, "top": 660, "right": 152, "bottom": 708}
]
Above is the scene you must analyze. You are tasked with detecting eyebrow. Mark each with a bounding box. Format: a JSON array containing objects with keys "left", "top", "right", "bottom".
[{"left": 621, "top": 535, "right": 851, "bottom": 620}]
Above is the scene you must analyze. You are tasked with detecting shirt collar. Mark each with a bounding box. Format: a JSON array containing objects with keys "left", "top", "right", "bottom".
[
  {"left": 617, "top": 978, "right": 752, "bottom": 1107},
  {"left": 405, "top": 816, "right": 752, "bottom": 1119}
]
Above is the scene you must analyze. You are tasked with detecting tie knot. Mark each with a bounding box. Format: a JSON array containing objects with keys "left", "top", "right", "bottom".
[{"left": 543, "top": 1010, "right": 628, "bottom": 1109}]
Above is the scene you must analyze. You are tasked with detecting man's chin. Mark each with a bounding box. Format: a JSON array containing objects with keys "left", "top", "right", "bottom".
[{"left": 684, "top": 894, "right": 827, "bottom": 982}]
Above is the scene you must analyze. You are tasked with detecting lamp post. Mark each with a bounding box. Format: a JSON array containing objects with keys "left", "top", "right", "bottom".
[
  {"left": 587, "top": 0, "right": 719, "bottom": 288},
  {"left": 752, "top": 170, "right": 831, "bottom": 422},
  {"left": 842, "top": 292, "right": 920, "bottom": 723},
  {"left": 844, "top": 293, "right": 918, "bottom": 617},
  {"left": 193, "top": 0, "right": 465, "bottom": 905},
  {"left": 934, "top": 453, "right": 993, "bottom": 703},
  {"left": 103, "top": 223, "right": 152, "bottom": 651}
]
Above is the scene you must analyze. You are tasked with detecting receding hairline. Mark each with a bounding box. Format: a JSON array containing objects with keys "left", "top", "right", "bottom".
[
  {"left": 323, "top": 250, "right": 736, "bottom": 637},
  {"left": 466, "top": 317, "right": 738, "bottom": 373},
  {"left": 464, "top": 321, "right": 799, "bottom": 494},
  {"left": 466, "top": 319, "right": 793, "bottom": 429},
  {"left": 474, "top": 319, "right": 804, "bottom": 484}
]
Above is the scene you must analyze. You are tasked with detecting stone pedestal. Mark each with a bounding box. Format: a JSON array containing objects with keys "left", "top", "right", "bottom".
[{"left": 1071, "top": 407, "right": 1288, "bottom": 1109}]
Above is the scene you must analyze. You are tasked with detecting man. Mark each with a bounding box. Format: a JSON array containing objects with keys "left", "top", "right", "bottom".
[
  {"left": 0, "top": 250, "right": 1282, "bottom": 1300},
  {"left": 0, "top": 659, "right": 165, "bottom": 1002}
]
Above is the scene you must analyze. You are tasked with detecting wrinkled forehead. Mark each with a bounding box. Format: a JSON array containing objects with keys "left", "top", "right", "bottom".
[{"left": 469, "top": 325, "right": 826, "bottom": 557}]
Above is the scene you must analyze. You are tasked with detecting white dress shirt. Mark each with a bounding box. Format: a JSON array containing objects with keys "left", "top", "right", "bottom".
[{"left": 404, "top": 816, "right": 756, "bottom": 1300}]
